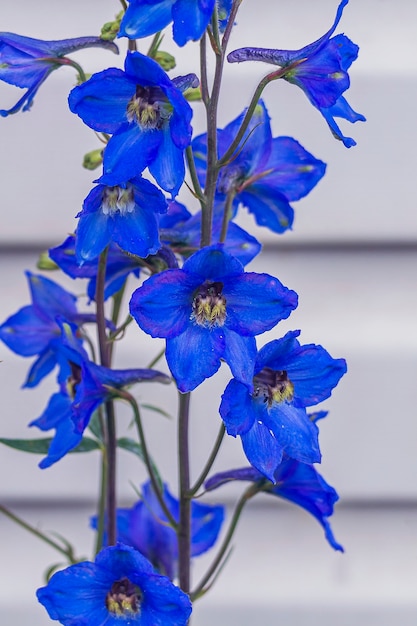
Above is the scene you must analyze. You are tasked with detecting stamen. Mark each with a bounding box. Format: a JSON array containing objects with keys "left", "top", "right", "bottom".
[
  {"left": 253, "top": 368, "right": 294, "bottom": 407},
  {"left": 106, "top": 577, "right": 142, "bottom": 616},
  {"left": 102, "top": 186, "right": 135, "bottom": 217},
  {"left": 191, "top": 281, "right": 227, "bottom": 328},
  {"left": 126, "top": 84, "right": 171, "bottom": 130}
]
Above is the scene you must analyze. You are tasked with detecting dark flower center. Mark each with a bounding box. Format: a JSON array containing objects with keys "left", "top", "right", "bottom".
[
  {"left": 102, "top": 185, "right": 135, "bottom": 217},
  {"left": 191, "top": 281, "right": 227, "bottom": 328},
  {"left": 126, "top": 85, "right": 172, "bottom": 130},
  {"left": 253, "top": 368, "right": 294, "bottom": 407},
  {"left": 106, "top": 577, "right": 142, "bottom": 616},
  {"left": 66, "top": 361, "right": 82, "bottom": 399}
]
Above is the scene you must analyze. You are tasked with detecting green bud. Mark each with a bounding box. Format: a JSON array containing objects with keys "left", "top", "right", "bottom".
[
  {"left": 100, "top": 10, "right": 124, "bottom": 41},
  {"left": 37, "top": 252, "right": 58, "bottom": 271},
  {"left": 83, "top": 149, "right": 103, "bottom": 170},
  {"left": 183, "top": 87, "right": 202, "bottom": 102},
  {"left": 153, "top": 50, "right": 176, "bottom": 71}
]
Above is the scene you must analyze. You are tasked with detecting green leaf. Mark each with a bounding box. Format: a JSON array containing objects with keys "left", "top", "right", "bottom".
[
  {"left": 140, "top": 403, "right": 172, "bottom": 419},
  {"left": 0, "top": 437, "right": 101, "bottom": 454},
  {"left": 117, "top": 437, "right": 163, "bottom": 490},
  {"left": 88, "top": 411, "right": 104, "bottom": 442}
]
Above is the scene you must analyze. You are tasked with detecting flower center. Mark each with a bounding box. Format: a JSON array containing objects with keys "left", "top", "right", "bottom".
[
  {"left": 102, "top": 186, "right": 135, "bottom": 217},
  {"left": 106, "top": 577, "right": 142, "bottom": 617},
  {"left": 126, "top": 85, "right": 172, "bottom": 130},
  {"left": 253, "top": 368, "right": 294, "bottom": 407},
  {"left": 66, "top": 361, "right": 82, "bottom": 399},
  {"left": 191, "top": 281, "right": 227, "bottom": 328}
]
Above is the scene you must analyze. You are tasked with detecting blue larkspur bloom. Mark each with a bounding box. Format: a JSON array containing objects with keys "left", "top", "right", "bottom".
[
  {"left": 30, "top": 321, "right": 170, "bottom": 467},
  {"left": 91, "top": 480, "right": 224, "bottom": 580},
  {"left": 68, "top": 51, "right": 197, "bottom": 195},
  {"left": 205, "top": 459, "right": 344, "bottom": 551},
  {"left": 0, "top": 33, "right": 118, "bottom": 116},
  {"left": 129, "top": 244, "right": 298, "bottom": 392},
  {"left": 49, "top": 235, "right": 142, "bottom": 302},
  {"left": 119, "top": 0, "right": 218, "bottom": 47},
  {"left": 160, "top": 200, "right": 262, "bottom": 266},
  {"left": 0, "top": 272, "right": 98, "bottom": 388},
  {"left": 75, "top": 177, "right": 167, "bottom": 262},
  {"left": 220, "top": 330, "right": 347, "bottom": 480},
  {"left": 192, "top": 100, "right": 326, "bottom": 234},
  {"left": 227, "top": 0, "right": 365, "bottom": 147},
  {"left": 37, "top": 543, "right": 192, "bottom": 625}
]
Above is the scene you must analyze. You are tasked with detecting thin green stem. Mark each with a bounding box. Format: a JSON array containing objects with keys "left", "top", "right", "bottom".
[
  {"left": 96, "top": 248, "right": 117, "bottom": 546},
  {"left": 94, "top": 451, "right": 107, "bottom": 555},
  {"left": 0, "top": 504, "right": 77, "bottom": 563},
  {"left": 219, "top": 190, "right": 236, "bottom": 243},
  {"left": 177, "top": 392, "right": 192, "bottom": 593},
  {"left": 147, "top": 346, "right": 166, "bottom": 369},
  {"left": 52, "top": 57, "right": 87, "bottom": 83},
  {"left": 191, "top": 483, "right": 260, "bottom": 600},
  {"left": 218, "top": 65, "right": 298, "bottom": 167},
  {"left": 189, "top": 423, "right": 225, "bottom": 496},
  {"left": 120, "top": 390, "right": 178, "bottom": 529},
  {"left": 199, "top": 35, "right": 210, "bottom": 107},
  {"left": 185, "top": 146, "right": 206, "bottom": 206}
]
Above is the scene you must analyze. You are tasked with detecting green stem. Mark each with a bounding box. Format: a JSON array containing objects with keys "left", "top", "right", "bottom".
[
  {"left": 120, "top": 390, "right": 178, "bottom": 529},
  {"left": 147, "top": 346, "right": 166, "bottom": 369},
  {"left": 94, "top": 451, "right": 107, "bottom": 555},
  {"left": 185, "top": 146, "right": 206, "bottom": 206},
  {"left": 0, "top": 504, "right": 77, "bottom": 563},
  {"left": 219, "top": 190, "right": 236, "bottom": 243},
  {"left": 189, "top": 423, "right": 225, "bottom": 497},
  {"left": 218, "top": 65, "right": 298, "bottom": 167},
  {"left": 96, "top": 248, "right": 117, "bottom": 546},
  {"left": 191, "top": 483, "right": 260, "bottom": 599},
  {"left": 177, "top": 391, "right": 192, "bottom": 593}
]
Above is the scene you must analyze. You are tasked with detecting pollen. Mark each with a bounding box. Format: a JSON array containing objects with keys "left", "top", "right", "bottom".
[
  {"left": 253, "top": 368, "right": 294, "bottom": 407},
  {"left": 106, "top": 577, "right": 142, "bottom": 616},
  {"left": 126, "top": 84, "right": 171, "bottom": 130},
  {"left": 102, "top": 186, "right": 135, "bottom": 217},
  {"left": 191, "top": 281, "right": 227, "bottom": 328}
]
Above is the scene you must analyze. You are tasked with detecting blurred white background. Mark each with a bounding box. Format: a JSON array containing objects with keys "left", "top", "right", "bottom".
[{"left": 1, "top": 1, "right": 417, "bottom": 624}]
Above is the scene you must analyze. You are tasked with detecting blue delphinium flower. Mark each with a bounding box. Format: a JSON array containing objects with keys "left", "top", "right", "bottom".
[
  {"left": 220, "top": 330, "right": 347, "bottom": 480},
  {"left": 205, "top": 458, "right": 344, "bottom": 551},
  {"left": 129, "top": 244, "right": 298, "bottom": 392},
  {"left": 119, "top": 0, "right": 217, "bottom": 47},
  {"left": 75, "top": 177, "right": 167, "bottom": 262},
  {"left": 37, "top": 543, "right": 192, "bottom": 625},
  {"left": 68, "top": 51, "right": 197, "bottom": 195},
  {"left": 0, "top": 272, "right": 97, "bottom": 388},
  {"left": 29, "top": 321, "right": 170, "bottom": 467},
  {"left": 192, "top": 100, "right": 326, "bottom": 234},
  {"left": 227, "top": 0, "right": 365, "bottom": 147},
  {"left": 91, "top": 480, "right": 224, "bottom": 580},
  {"left": 0, "top": 33, "right": 118, "bottom": 116},
  {"left": 49, "top": 235, "right": 142, "bottom": 302},
  {"left": 160, "top": 200, "right": 262, "bottom": 266}
]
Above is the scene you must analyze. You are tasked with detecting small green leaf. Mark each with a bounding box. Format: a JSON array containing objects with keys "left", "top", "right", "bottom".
[
  {"left": 0, "top": 437, "right": 101, "bottom": 454},
  {"left": 88, "top": 411, "right": 104, "bottom": 442},
  {"left": 140, "top": 403, "right": 172, "bottom": 419},
  {"left": 117, "top": 437, "right": 163, "bottom": 490}
]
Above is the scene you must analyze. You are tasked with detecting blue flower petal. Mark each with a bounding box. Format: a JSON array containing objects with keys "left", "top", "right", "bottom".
[
  {"left": 223, "top": 329, "right": 256, "bottom": 388},
  {"left": 223, "top": 272, "right": 298, "bottom": 335},
  {"left": 23, "top": 347, "right": 58, "bottom": 388},
  {"left": 220, "top": 379, "right": 256, "bottom": 436},
  {"left": 166, "top": 325, "right": 225, "bottom": 392},
  {"left": 75, "top": 210, "right": 112, "bottom": 262},
  {"left": 148, "top": 125, "right": 186, "bottom": 195},
  {"left": 119, "top": 0, "right": 175, "bottom": 39},
  {"left": 172, "top": 0, "right": 215, "bottom": 46},
  {"left": 68, "top": 68, "right": 136, "bottom": 133},
  {"left": 241, "top": 419, "right": 284, "bottom": 481},
  {"left": 130, "top": 270, "right": 196, "bottom": 338},
  {"left": 238, "top": 186, "right": 295, "bottom": 234},
  {"left": 266, "top": 402, "right": 321, "bottom": 464}
]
